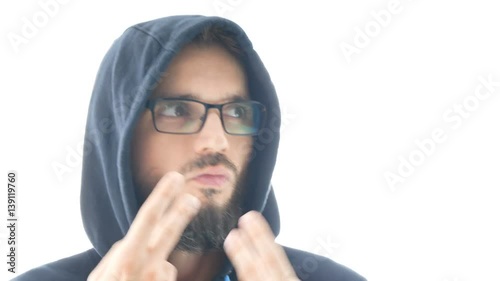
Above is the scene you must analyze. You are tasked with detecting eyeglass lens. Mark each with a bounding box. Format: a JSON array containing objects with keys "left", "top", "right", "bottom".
[{"left": 152, "top": 99, "right": 264, "bottom": 135}]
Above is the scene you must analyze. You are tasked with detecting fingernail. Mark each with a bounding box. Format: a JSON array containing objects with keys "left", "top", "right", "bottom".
[{"left": 185, "top": 194, "right": 201, "bottom": 210}]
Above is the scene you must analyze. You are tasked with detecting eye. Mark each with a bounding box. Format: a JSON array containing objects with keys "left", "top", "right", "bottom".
[
  {"left": 225, "top": 104, "right": 249, "bottom": 119},
  {"left": 158, "top": 102, "right": 189, "bottom": 117}
]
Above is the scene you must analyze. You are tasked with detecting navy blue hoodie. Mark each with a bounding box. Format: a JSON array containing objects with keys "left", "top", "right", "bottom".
[{"left": 12, "top": 15, "right": 366, "bottom": 281}]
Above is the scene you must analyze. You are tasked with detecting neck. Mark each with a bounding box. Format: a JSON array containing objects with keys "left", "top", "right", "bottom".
[{"left": 168, "top": 249, "right": 227, "bottom": 281}]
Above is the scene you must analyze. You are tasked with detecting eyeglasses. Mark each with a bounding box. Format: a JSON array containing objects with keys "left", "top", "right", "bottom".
[{"left": 145, "top": 98, "right": 267, "bottom": 136}]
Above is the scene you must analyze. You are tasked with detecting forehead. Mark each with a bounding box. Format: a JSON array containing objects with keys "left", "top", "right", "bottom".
[{"left": 151, "top": 44, "right": 249, "bottom": 103}]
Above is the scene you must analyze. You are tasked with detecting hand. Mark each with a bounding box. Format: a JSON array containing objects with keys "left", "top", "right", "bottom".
[
  {"left": 87, "top": 172, "right": 201, "bottom": 281},
  {"left": 224, "top": 211, "right": 300, "bottom": 281}
]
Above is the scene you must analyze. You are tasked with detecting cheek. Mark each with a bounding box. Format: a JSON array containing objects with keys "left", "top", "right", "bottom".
[
  {"left": 137, "top": 137, "right": 188, "bottom": 174},
  {"left": 132, "top": 136, "right": 193, "bottom": 200},
  {"left": 132, "top": 119, "right": 187, "bottom": 187},
  {"left": 229, "top": 137, "right": 254, "bottom": 169}
]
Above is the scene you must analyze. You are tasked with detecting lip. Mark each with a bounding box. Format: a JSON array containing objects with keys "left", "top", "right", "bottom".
[{"left": 189, "top": 166, "right": 232, "bottom": 187}]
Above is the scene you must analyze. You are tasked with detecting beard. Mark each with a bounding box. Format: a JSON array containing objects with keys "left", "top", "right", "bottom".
[
  {"left": 173, "top": 153, "right": 247, "bottom": 253},
  {"left": 174, "top": 185, "right": 243, "bottom": 253},
  {"left": 133, "top": 152, "right": 249, "bottom": 253},
  {"left": 133, "top": 153, "right": 249, "bottom": 253}
]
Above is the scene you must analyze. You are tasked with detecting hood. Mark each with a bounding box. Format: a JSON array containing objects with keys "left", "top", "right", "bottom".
[{"left": 80, "top": 15, "right": 281, "bottom": 269}]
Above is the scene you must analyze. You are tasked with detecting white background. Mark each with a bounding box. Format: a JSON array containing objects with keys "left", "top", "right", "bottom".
[{"left": 1, "top": 0, "right": 500, "bottom": 281}]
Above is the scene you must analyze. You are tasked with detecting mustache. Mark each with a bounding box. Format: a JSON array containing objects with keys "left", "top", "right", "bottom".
[{"left": 180, "top": 153, "right": 238, "bottom": 175}]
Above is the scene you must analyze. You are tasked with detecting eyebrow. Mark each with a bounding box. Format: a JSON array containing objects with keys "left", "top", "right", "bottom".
[{"left": 156, "top": 92, "right": 249, "bottom": 103}]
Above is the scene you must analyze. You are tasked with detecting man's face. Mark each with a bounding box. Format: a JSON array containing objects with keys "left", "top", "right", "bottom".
[{"left": 131, "top": 44, "right": 253, "bottom": 252}]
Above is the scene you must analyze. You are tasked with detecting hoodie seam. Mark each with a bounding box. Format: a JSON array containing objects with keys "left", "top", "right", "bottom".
[{"left": 130, "top": 25, "right": 173, "bottom": 51}]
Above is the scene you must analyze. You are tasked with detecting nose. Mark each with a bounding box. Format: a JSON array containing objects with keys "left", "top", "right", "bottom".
[{"left": 194, "top": 109, "right": 229, "bottom": 154}]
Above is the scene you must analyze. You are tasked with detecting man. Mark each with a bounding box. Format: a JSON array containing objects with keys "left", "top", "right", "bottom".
[{"left": 13, "top": 15, "right": 366, "bottom": 281}]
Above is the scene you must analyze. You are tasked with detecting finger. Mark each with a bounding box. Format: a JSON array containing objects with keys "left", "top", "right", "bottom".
[
  {"left": 142, "top": 260, "right": 177, "bottom": 281},
  {"left": 87, "top": 240, "right": 123, "bottom": 281},
  {"left": 147, "top": 192, "right": 201, "bottom": 258},
  {"left": 159, "top": 261, "right": 177, "bottom": 281},
  {"left": 126, "top": 172, "right": 185, "bottom": 247},
  {"left": 224, "top": 228, "right": 268, "bottom": 280},
  {"left": 237, "top": 211, "right": 276, "bottom": 256},
  {"left": 238, "top": 211, "right": 296, "bottom": 276}
]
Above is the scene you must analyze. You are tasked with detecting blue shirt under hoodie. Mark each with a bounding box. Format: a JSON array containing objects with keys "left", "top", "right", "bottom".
[{"left": 12, "top": 15, "right": 367, "bottom": 281}]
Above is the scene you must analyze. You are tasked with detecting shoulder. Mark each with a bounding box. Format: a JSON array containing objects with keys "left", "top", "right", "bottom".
[
  {"left": 283, "top": 246, "right": 367, "bottom": 281},
  {"left": 11, "top": 249, "right": 100, "bottom": 281}
]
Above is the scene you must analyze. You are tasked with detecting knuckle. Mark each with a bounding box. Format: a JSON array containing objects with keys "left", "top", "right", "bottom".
[
  {"left": 136, "top": 204, "right": 162, "bottom": 225},
  {"left": 117, "top": 256, "right": 136, "bottom": 275},
  {"left": 136, "top": 205, "right": 161, "bottom": 226},
  {"left": 144, "top": 242, "right": 156, "bottom": 255},
  {"left": 143, "top": 210, "right": 161, "bottom": 225},
  {"left": 160, "top": 224, "right": 177, "bottom": 239},
  {"left": 142, "top": 268, "right": 159, "bottom": 281}
]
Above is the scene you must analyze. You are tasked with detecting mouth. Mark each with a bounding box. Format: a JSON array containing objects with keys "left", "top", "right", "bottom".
[
  {"left": 189, "top": 166, "right": 232, "bottom": 187},
  {"left": 193, "top": 174, "right": 228, "bottom": 186}
]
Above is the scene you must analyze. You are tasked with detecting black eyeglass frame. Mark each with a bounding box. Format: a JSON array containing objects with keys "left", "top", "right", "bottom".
[{"left": 145, "top": 97, "right": 267, "bottom": 136}]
